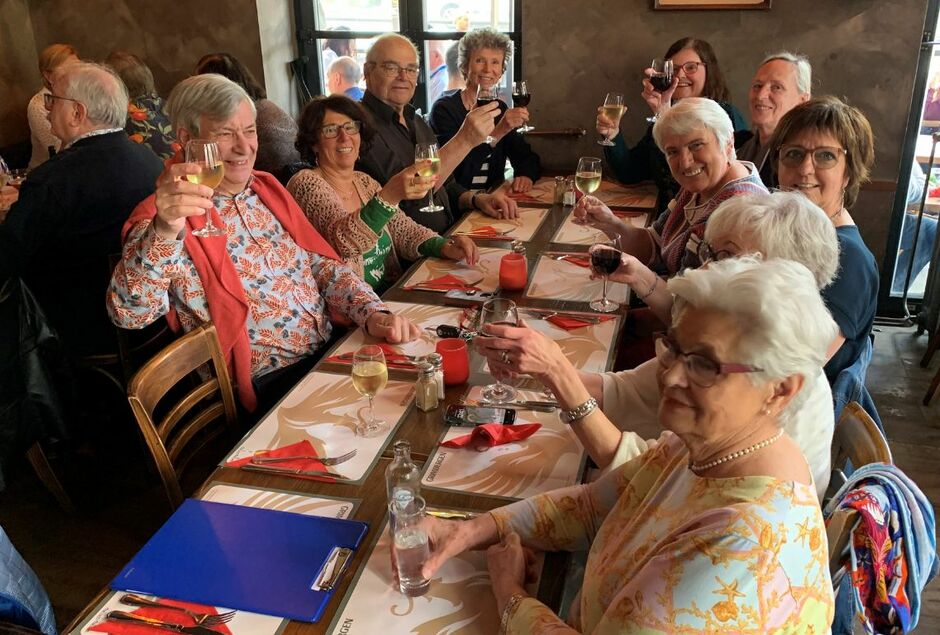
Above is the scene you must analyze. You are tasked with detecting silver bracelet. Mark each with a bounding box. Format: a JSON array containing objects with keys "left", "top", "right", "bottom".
[
  {"left": 638, "top": 275, "right": 659, "bottom": 300},
  {"left": 560, "top": 397, "right": 598, "bottom": 424},
  {"left": 500, "top": 593, "right": 526, "bottom": 634}
]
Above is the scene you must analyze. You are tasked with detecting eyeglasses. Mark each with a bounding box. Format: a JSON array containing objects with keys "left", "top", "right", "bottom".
[
  {"left": 321, "top": 121, "right": 362, "bottom": 138},
  {"left": 654, "top": 334, "right": 762, "bottom": 387},
  {"left": 778, "top": 145, "right": 846, "bottom": 170},
  {"left": 696, "top": 240, "right": 736, "bottom": 264},
  {"left": 674, "top": 61, "right": 706, "bottom": 75},
  {"left": 372, "top": 62, "right": 420, "bottom": 79},
  {"left": 43, "top": 93, "right": 82, "bottom": 109}
]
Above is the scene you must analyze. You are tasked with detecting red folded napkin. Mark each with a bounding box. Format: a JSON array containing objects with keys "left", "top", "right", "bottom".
[
  {"left": 547, "top": 314, "right": 618, "bottom": 331},
  {"left": 507, "top": 191, "right": 541, "bottom": 203},
  {"left": 89, "top": 599, "right": 232, "bottom": 635},
  {"left": 403, "top": 274, "right": 482, "bottom": 292},
  {"left": 225, "top": 439, "right": 335, "bottom": 483},
  {"left": 559, "top": 255, "right": 591, "bottom": 268},
  {"left": 326, "top": 343, "right": 416, "bottom": 369},
  {"left": 442, "top": 423, "right": 541, "bottom": 449},
  {"left": 464, "top": 225, "right": 506, "bottom": 237}
]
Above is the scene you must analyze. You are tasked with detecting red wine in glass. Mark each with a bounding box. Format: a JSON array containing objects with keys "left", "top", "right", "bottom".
[
  {"left": 476, "top": 96, "right": 496, "bottom": 108},
  {"left": 591, "top": 248, "right": 622, "bottom": 275},
  {"left": 511, "top": 92, "right": 531, "bottom": 107},
  {"left": 650, "top": 73, "right": 673, "bottom": 93}
]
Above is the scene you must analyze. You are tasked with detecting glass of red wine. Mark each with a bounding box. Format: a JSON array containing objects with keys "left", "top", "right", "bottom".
[
  {"left": 476, "top": 84, "right": 499, "bottom": 145},
  {"left": 478, "top": 298, "right": 519, "bottom": 403},
  {"left": 589, "top": 234, "right": 622, "bottom": 313},
  {"left": 512, "top": 81, "right": 533, "bottom": 133},
  {"left": 646, "top": 59, "right": 674, "bottom": 124}
]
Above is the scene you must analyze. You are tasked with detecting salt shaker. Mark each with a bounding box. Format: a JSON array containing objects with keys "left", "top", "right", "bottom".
[
  {"left": 553, "top": 175, "right": 566, "bottom": 204},
  {"left": 425, "top": 352, "right": 445, "bottom": 400},
  {"left": 563, "top": 177, "right": 576, "bottom": 207},
  {"left": 415, "top": 362, "right": 439, "bottom": 412}
]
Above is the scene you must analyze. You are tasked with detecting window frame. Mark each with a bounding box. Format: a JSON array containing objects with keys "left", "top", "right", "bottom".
[{"left": 293, "top": 0, "right": 523, "bottom": 113}]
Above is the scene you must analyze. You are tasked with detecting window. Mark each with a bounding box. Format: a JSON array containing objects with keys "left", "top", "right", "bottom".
[{"left": 294, "top": 0, "right": 521, "bottom": 113}]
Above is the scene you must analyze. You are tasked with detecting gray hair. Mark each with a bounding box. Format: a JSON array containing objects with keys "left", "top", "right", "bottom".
[
  {"left": 668, "top": 256, "right": 838, "bottom": 417},
  {"left": 165, "top": 73, "right": 255, "bottom": 136},
  {"left": 366, "top": 33, "right": 420, "bottom": 64},
  {"left": 761, "top": 51, "right": 812, "bottom": 95},
  {"left": 328, "top": 56, "right": 362, "bottom": 84},
  {"left": 458, "top": 27, "right": 511, "bottom": 79},
  {"left": 652, "top": 97, "right": 735, "bottom": 158},
  {"left": 59, "top": 62, "right": 128, "bottom": 128},
  {"left": 704, "top": 192, "right": 839, "bottom": 290}
]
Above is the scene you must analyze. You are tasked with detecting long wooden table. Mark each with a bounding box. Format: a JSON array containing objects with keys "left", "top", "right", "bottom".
[{"left": 67, "top": 183, "right": 656, "bottom": 634}]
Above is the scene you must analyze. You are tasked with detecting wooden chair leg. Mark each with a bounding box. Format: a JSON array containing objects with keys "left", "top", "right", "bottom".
[
  {"left": 925, "top": 364, "right": 940, "bottom": 406},
  {"left": 921, "top": 327, "right": 940, "bottom": 368},
  {"left": 26, "top": 442, "right": 75, "bottom": 514}
]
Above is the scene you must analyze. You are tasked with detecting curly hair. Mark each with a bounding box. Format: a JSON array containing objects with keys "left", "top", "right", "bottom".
[
  {"left": 457, "top": 27, "right": 511, "bottom": 79},
  {"left": 295, "top": 94, "right": 376, "bottom": 165}
]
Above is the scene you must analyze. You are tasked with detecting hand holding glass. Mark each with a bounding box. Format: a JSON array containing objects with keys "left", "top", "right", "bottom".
[
  {"left": 415, "top": 143, "right": 443, "bottom": 213},
  {"left": 352, "top": 344, "right": 389, "bottom": 437},
  {"left": 478, "top": 298, "right": 519, "bottom": 404},
  {"left": 646, "top": 59, "right": 674, "bottom": 124},
  {"left": 512, "top": 81, "right": 533, "bottom": 133},
  {"left": 390, "top": 495, "right": 430, "bottom": 596},
  {"left": 590, "top": 234, "right": 622, "bottom": 313},
  {"left": 598, "top": 92, "right": 624, "bottom": 146},
  {"left": 185, "top": 139, "right": 226, "bottom": 237},
  {"left": 476, "top": 85, "right": 499, "bottom": 145}
]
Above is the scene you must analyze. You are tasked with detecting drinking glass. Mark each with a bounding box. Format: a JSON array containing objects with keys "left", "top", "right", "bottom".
[
  {"left": 436, "top": 339, "right": 470, "bottom": 386},
  {"left": 478, "top": 298, "right": 519, "bottom": 403},
  {"left": 415, "top": 143, "right": 443, "bottom": 213},
  {"left": 646, "top": 59, "right": 674, "bottom": 124},
  {"left": 589, "top": 234, "right": 622, "bottom": 313},
  {"left": 575, "top": 157, "right": 602, "bottom": 197},
  {"left": 351, "top": 344, "right": 389, "bottom": 437},
  {"left": 598, "top": 92, "right": 624, "bottom": 146},
  {"left": 7, "top": 169, "right": 27, "bottom": 190},
  {"left": 389, "top": 495, "right": 430, "bottom": 597},
  {"left": 475, "top": 84, "right": 499, "bottom": 145},
  {"left": 498, "top": 252, "right": 528, "bottom": 291},
  {"left": 512, "top": 80, "right": 534, "bottom": 133},
  {"left": 185, "top": 139, "right": 226, "bottom": 237}
]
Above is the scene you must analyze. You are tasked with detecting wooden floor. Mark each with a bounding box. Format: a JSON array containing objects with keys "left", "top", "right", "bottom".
[{"left": 0, "top": 324, "right": 937, "bottom": 632}]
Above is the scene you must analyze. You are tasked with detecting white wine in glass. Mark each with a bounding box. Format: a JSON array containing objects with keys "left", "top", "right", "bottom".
[
  {"left": 598, "top": 92, "right": 624, "bottom": 147},
  {"left": 575, "top": 157, "right": 602, "bottom": 195},
  {"left": 415, "top": 143, "right": 443, "bottom": 213},
  {"left": 185, "top": 139, "right": 226, "bottom": 237},
  {"left": 352, "top": 344, "right": 389, "bottom": 438},
  {"left": 478, "top": 298, "right": 519, "bottom": 404}
]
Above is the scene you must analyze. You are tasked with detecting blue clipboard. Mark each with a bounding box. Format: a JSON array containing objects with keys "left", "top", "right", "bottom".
[{"left": 110, "top": 499, "right": 369, "bottom": 622}]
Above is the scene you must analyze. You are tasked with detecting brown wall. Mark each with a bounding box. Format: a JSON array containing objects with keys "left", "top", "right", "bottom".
[
  {"left": 521, "top": 0, "right": 929, "bottom": 264},
  {"left": 0, "top": 0, "right": 40, "bottom": 147}
]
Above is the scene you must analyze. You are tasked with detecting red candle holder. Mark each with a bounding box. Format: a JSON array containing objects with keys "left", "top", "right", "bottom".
[
  {"left": 499, "top": 253, "right": 528, "bottom": 291},
  {"left": 435, "top": 338, "right": 470, "bottom": 386}
]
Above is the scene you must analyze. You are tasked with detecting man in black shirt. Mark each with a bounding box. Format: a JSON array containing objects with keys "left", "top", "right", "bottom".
[{"left": 357, "top": 33, "right": 517, "bottom": 233}]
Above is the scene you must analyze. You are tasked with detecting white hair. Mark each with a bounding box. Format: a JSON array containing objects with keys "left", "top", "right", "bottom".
[
  {"left": 652, "top": 97, "right": 735, "bottom": 158},
  {"left": 165, "top": 73, "right": 255, "bottom": 136},
  {"left": 328, "top": 56, "right": 362, "bottom": 84},
  {"left": 761, "top": 51, "right": 812, "bottom": 95},
  {"left": 458, "top": 27, "right": 512, "bottom": 78},
  {"left": 60, "top": 62, "right": 128, "bottom": 128},
  {"left": 704, "top": 191, "right": 839, "bottom": 289},
  {"left": 366, "top": 33, "right": 420, "bottom": 65},
  {"left": 668, "top": 256, "right": 838, "bottom": 418}
]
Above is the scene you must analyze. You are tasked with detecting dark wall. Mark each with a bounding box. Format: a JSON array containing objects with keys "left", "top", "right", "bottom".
[
  {"left": 521, "top": 0, "right": 929, "bottom": 264},
  {"left": 0, "top": 0, "right": 40, "bottom": 150}
]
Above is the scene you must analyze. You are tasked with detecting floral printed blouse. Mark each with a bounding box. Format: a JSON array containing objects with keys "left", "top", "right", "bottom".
[
  {"left": 107, "top": 184, "right": 387, "bottom": 378},
  {"left": 125, "top": 93, "right": 177, "bottom": 160},
  {"left": 490, "top": 432, "right": 833, "bottom": 634}
]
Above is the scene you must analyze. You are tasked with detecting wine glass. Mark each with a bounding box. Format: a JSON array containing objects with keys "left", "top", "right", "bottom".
[
  {"left": 589, "top": 234, "right": 622, "bottom": 313},
  {"left": 415, "top": 143, "right": 443, "bottom": 213},
  {"left": 598, "top": 92, "right": 624, "bottom": 146},
  {"left": 185, "top": 139, "right": 226, "bottom": 238},
  {"left": 478, "top": 298, "right": 519, "bottom": 404},
  {"left": 573, "top": 157, "right": 602, "bottom": 231},
  {"left": 512, "top": 81, "right": 533, "bottom": 133},
  {"left": 476, "top": 84, "right": 499, "bottom": 145},
  {"left": 7, "top": 169, "right": 27, "bottom": 190},
  {"left": 351, "top": 344, "right": 389, "bottom": 438},
  {"left": 646, "top": 59, "right": 674, "bottom": 124}
]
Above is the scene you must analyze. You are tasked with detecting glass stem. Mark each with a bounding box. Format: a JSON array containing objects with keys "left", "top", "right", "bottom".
[
  {"left": 368, "top": 395, "right": 375, "bottom": 426},
  {"left": 602, "top": 276, "right": 609, "bottom": 304}
]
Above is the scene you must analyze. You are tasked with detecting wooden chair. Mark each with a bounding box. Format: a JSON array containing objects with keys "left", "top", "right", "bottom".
[
  {"left": 825, "top": 400, "right": 894, "bottom": 576},
  {"left": 127, "top": 323, "right": 237, "bottom": 509}
]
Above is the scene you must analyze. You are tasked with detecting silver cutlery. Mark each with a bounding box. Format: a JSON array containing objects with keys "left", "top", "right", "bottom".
[
  {"left": 106, "top": 610, "right": 224, "bottom": 635},
  {"left": 524, "top": 309, "right": 602, "bottom": 324},
  {"left": 240, "top": 463, "right": 352, "bottom": 480},
  {"left": 117, "top": 595, "right": 235, "bottom": 626},
  {"left": 250, "top": 448, "right": 357, "bottom": 466},
  {"left": 461, "top": 398, "right": 558, "bottom": 412}
]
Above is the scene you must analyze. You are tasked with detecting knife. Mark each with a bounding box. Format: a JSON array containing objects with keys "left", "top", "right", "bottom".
[
  {"left": 240, "top": 463, "right": 352, "bottom": 480},
  {"left": 106, "top": 611, "right": 219, "bottom": 635}
]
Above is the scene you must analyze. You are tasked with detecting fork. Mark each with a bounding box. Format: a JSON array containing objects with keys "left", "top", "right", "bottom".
[
  {"left": 250, "top": 448, "right": 357, "bottom": 466},
  {"left": 524, "top": 310, "right": 601, "bottom": 324},
  {"left": 118, "top": 594, "right": 236, "bottom": 626}
]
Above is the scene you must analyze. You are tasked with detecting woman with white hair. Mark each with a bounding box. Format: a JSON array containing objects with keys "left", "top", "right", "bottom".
[
  {"left": 575, "top": 97, "right": 766, "bottom": 284},
  {"left": 433, "top": 258, "right": 836, "bottom": 632}
]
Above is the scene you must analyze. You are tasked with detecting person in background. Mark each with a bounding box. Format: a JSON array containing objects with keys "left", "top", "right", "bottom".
[
  {"left": 892, "top": 161, "right": 936, "bottom": 295},
  {"left": 194, "top": 52, "right": 301, "bottom": 175},
  {"left": 107, "top": 74, "right": 418, "bottom": 413},
  {"left": 27, "top": 43, "right": 80, "bottom": 170},
  {"left": 597, "top": 37, "right": 747, "bottom": 214},
  {"left": 326, "top": 56, "right": 364, "bottom": 100},
  {"left": 357, "top": 33, "right": 516, "bottom": 234},
  {"left": 426, "top": 42, "right": 448, "bottom": 105},
  {"left": 2, "top": 62, "right": 163, "bottom": 356},
  {"left": 322, "top": 27, "right": 355, "bottom": 73},
  {"left": 736, "top": 52, "right": 812, "bottom": 186},
  {"left": 105, "top": 50, "right": 176, "bottom": 160},
  {"left": 429, "top": 27, "right": 540, "bottom": 194},
  {"left": 288, "top": 95, "right": 477, "bottom": 291},
  {"left": 435, "top": 257, "right": 836, "bottom": 633},
  {"left": 445, "top": 41, "right": 464, "bottom": 92}
]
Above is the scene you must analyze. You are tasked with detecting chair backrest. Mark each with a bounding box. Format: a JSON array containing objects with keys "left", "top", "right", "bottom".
[{"left": 127, "top": 323, "right": 237, "bottom": 508}]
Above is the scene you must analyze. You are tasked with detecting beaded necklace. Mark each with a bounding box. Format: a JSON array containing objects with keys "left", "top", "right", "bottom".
[{"left": 689, "top": 429, "right": 784, "bottom": 473}]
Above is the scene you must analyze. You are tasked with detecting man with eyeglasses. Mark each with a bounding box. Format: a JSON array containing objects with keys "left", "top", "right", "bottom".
[
  {"left": 0, "top": 62, "right": 162, "bottom": 357},
  {"left": 358, "top": 33, "right": 516, "bottom": 234}
]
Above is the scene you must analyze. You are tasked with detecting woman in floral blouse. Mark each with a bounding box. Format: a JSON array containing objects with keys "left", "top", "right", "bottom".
[
  {"left": 288, "top": 95, "right": 477, "bottom": 291},
  {"left": 105, "top": 51, "right": 176, "bottom": 160},
  {"left": 425, "top": 257, "right": 836, "bottom": 633}
]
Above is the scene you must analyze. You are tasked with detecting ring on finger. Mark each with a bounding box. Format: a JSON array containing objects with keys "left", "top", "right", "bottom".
[{"left": 500, "top": 350, "right": 510, "bottom": 365}]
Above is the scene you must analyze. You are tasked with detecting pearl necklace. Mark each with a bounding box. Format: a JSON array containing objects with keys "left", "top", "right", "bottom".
[{"left": 689, "top": 429, "right": 784, "bottom": 473}]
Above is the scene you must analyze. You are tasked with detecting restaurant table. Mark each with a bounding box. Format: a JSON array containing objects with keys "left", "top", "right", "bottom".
[{"left": 67, "top": 184, "right": 655, "bottom": 635}]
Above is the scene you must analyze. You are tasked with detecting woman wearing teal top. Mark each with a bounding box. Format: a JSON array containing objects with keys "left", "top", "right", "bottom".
[
  {"left": 596, "top": 37, "right": 748, "bottom": 215},
  {"left": 288, "top": 96, "right": 478, "bottom": 291}
]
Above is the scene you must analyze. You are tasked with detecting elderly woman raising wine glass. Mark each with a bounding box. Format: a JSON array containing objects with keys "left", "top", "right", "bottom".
[{"left": 426, "top": 257, "right": 836, "bottom": 632}]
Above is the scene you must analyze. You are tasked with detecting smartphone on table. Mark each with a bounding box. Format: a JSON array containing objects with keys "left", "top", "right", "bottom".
[{"left": 444, "top": 404, "right": 516, "bottom": 427}]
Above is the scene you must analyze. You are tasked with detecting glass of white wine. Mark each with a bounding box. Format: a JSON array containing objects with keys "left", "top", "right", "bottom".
[
  {"left": 415, "top": 143, "right": 443, "bottom": 213},
  {"left": 185, "top": 139, "right": 226, "bottom": 238},
  {"left": 352, "top": 344, "right": 389, "bottom": 438},
  {"left": 598, "top": 92, "right": 625, "bottom": 147},
  {"left": 478, "top": 298, "right": 519, "bottom": 404},
  {"left": 575, "top": 157, "right": 602, "bottom": 196}
]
